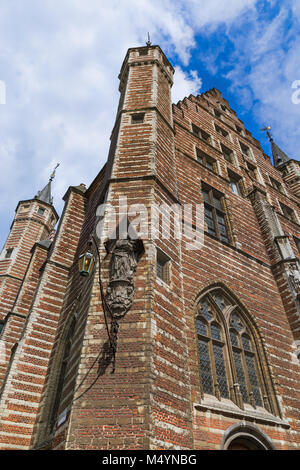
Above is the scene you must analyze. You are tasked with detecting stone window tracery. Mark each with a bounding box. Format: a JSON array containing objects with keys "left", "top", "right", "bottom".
[{"left": 195, "top": 287, "right": 280, "bottom": 416}]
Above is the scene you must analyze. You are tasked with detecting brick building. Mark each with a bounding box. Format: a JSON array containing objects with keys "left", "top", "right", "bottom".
[{"left": 0, "top": 44, "right": 299, "bottom": 450}]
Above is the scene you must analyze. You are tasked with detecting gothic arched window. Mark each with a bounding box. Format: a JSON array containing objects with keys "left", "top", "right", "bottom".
[{"left": 195, "top": 286, "right": 280, "bottom": 415}]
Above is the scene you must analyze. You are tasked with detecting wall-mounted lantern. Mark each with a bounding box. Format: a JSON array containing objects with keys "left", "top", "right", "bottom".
[{"left": 78, "top": 243, "right": 95, "bottom": 277}]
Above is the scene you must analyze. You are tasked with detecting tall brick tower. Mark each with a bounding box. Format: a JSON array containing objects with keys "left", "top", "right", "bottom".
[
  {"left": 0, "top": 173, "right": 59, "bottom": 385},
  {"left": 0, "top": 174, "right": 58, "bottom": 319},
  {"left": 0, "top": 44, "right": 299, "bottom": 451}
]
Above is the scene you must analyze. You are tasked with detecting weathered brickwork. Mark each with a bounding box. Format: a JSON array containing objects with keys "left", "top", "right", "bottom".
[{"left": 0, "top": 44, "right": 299, "bottom": 450}]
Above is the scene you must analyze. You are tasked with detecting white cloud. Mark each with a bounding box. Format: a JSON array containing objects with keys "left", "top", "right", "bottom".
[{"left": 172, "top": 67, "right": 203, "bottom": 103}]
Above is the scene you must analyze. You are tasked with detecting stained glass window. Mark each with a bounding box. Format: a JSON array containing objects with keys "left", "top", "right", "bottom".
[
  {"left": 213, "top": 343, "right": 229, "bottom": 398},
  {"left": 196, "top": 298, "right": 228, "bottom": 400},
  {"left": 196, "top": 291, "right": 267, "bottom": 412},
  {"left": 198, "top": 339, "right": 213, "bottom": 395},
  {"left": 196, "top": 317, "right": 207, "bottom": 336}
]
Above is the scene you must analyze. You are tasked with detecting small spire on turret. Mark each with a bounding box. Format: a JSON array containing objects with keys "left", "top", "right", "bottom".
[
  {"left": 146, "top": 32, "right": 151, "bottom": 47},
  {"left": 261, "top": 126, "right": 291, "bottom": 168},
  {"left": 35, "top": 163, "right": 60, "bottom": 205}
]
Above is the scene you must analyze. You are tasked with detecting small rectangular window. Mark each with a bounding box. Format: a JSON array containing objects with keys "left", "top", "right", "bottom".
[
  {"left": 5, "top": 248, "right": 14, "bottom": 259},
  {"left": 246, "top": 161, "right": 257, "bottom": 181},
  {"left": 236, "top": 125, "right": 243, "bottom": 135},
  {"left": 156, "top": 249, "right": 170, "bottom": 284},
  {"left": 131, "top": 113, "right": 145, "bottom": 124},
  {"left": 215, "top": 124, "right": 229, "bottom": 138},
  {"left": 240, "top": 142, "right": 251, "bottom": 158},
  {"left": 21, "top": 204, "right": 30, "bottom": 212},
  {"left": 37, "top": 207, "right": 46, "bottom": 216},
  {"left": 192, "top": 124, "right": 211, "bottom": 144},
  {"left": 138, "top": 49, "right": 148, "bottom": 56},
  {"left": 228, "top": 171, "right": 243, "bottom": 196},
  {"left": 280, "top": 203, "right": 297, "bottom": 223},
  {"left": 196, "top": 149, "right": 217, "bottom": 172},
  {"left": 221, "top": 144, "right": 234, "bottom": 164},
  {"left": 214, "top": 109, "right": 222, "bottom": 119},
  {"left": 294, "top": 237, "right": 300, "bottom": 256},
  {"left": 269, "top": 176, "right": 282, "bottom": 192}
]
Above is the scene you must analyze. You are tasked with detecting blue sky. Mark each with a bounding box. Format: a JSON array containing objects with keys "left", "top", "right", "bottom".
[{"left": 0, "top": 0, "right": 299, "bottom": 248}]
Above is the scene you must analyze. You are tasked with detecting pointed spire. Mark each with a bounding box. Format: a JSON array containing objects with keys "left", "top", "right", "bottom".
[
  {"left": 261, "top": 126, "right": 291, "bottom": 168},
  {"left": 35, "top": 163, "right": 60, "bottom": 205},
  {"left": 146, "top": 32, "right": 151, "bottom": 47}
]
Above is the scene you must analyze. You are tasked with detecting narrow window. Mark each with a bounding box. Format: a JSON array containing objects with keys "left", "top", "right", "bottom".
[
  {"left": 196, "top": 301, "right": 229, "bottom": 400},
  {"left": 221, "top": 144, "right": 234, "bottom": 164},
  {"left": 240, "top": 142, "right": 251, "bottom": 158},
  {"left": 246, "top": 161, "right": 257, "bottom": 181},
  {"left": 294, "top": 237, "right": 300, "bottom": 256},
  {"left": 236, "top": 125, "right": 243, "bottom": 135},
  {"left": 5, "top": 248, "right": 14, "bottom": 259},
  {"left": 202, "top": 185, "right": 230, "bottom": 243},
  {"left": 228, "top": 170, "right": 243, "bottom": 196},
  {"left": 156, "top": 248, "right": 170, "bottom": 284},
  {"left": 50, "top": 318, "right": 76, "bottom": 430}
]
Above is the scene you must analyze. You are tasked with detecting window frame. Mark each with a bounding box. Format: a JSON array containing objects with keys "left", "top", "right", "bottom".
[
  {"left": 37, "top": 206, "right": 46, "bottom": 216},
  {"left": 279, "top": 202, "right": 297, "bottom": 223},
  {"left": 214, "top": 108, "right": 222, "bottom": 120},
  {"left": 240, "top": 141, "right": 252, "bottom": 158},
  {"left": 228, "top": 170, "right": 243, "bottom": 197},
  {"left": 196, "top": 148, "right": 217, "bottom": 172},
  {"left": 5, "top": 248, "right": 14, "bottom": 259},
  {"left": 195, "top": 288, "right": 279, "bottom": 415},
  {"left": 245, "top": 161, "right": 257, "bottom": 181},
  {"left": 131, "top": 113, "right": 145, "bottom": 124},
  {"left": 236, "top": 125, "right": 244, "bottom": 136},
  {"left": 293, "top": 236, "right": 300, "bottom": 256},
  {"left": 156, "top": 248, "right": 170, "bottom": 284},
  {"left": 269, "top": 176, "right": 283, "bottom": 193},
  {"left": 192, "top": 123, "right": 211, "bottom": 144},
  {"left": 202, "top": 184, "right": 230, "bottom": 243},
  {"left": 215, "top": 123, "right": 229, "bottom": 139},
  {"left": 220, "top": 143, "right": 234, "bottom": 164}
]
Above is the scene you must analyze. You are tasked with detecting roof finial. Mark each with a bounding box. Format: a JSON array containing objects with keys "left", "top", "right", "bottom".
[
  {"left": 260, "top": 125, "right": 273, "bottom": 142},
  {"left": 146, "top": 32, "right": 151, "bottom": 47},
  {"left": 49, "top": 163, "right": 60, "bottom": 182}
]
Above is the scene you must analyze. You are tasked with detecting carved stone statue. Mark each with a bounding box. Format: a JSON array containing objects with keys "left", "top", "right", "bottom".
[
  {"left": 286, "top": 262, "right": 300, "bottom": 297},
  {"left": 105, "top": 238, "right": 143, "bottom": 319}
]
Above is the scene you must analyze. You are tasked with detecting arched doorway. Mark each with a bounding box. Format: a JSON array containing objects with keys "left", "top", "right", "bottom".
[{"left": 222, "top": 423, "right": 276, "bottom": 450}]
